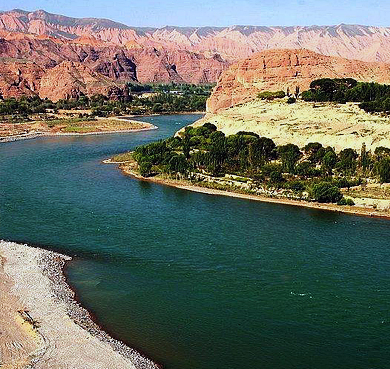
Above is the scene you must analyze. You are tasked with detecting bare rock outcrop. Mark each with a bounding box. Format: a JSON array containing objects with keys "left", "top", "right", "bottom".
[
  {"left": 3, "top": 10, "right": 390, "bottom": 63},
  {"left": 0, "top": 59, "right": 125, "bottom": 102},
  {"left": 0, "top": 61, "right": 45, "bottom": 99},
  {"left": 5, "top": 9, "right": 390, "bottom": 100},
  {"left": 0, "top": 30, "right": 227, "bottom": 86},
  {"left": 38, "top": 61, "right": 123, "bottom": 101},
  {"left": 207, "top": 49, "right": 390, "bottom": 113}
]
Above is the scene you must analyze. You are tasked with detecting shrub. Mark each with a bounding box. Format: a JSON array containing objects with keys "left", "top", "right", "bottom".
[
  {"left": 376, "top": 157, "right": 390, "bottom": 183},
  {"left": 287, "top": 97, "right": 296, "bottom": 104},
  {"left": 269, "top": 170, "right": 284, "bottom": 185},
  {"left": 287, "top": 180, "right": 306, "bottom": 192},
  {"left": 337, "top": 197, "right": 355, "bottom": 206},
  {"left": 262, "top": 163, "right": 283, "bottom": 176},
  {"left": 258, "top": 91, "right": 286, "bottom": 100},
  {"left": 345, "top": 198, "right": 355, "bottom": 206},
  {"left": 310, "top": 182, "right": 343, "bottom": 203}
]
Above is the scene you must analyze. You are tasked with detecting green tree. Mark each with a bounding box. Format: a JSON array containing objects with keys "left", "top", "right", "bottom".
[
  {"left": 209, "top": 131, "right": 227, "bottom": 167},
  {"left": 167, "top": 155, "right": 188, "bottom": 174},
  {"left": 320, "top": 148, "right": 337, "bottom": 175},
  {"left": 310, "top": 182, "right": 343, "bottom": 203},
  {"left": 182, "top": 130, "right": 191, "bottom": 159},
  {"left": 374, "top": 146, "right": 390, "bottom": 161},
  {"left": 359, "top": 143, "right": 372, "bottom": 175},
  {"left": 337, "top": 148, "right": 358, "bottom": 175},
  {"left": 139, "top": 161, "right": 152, "bottom": 177},
  {"left": 277, "top": 144, "right": 302, "bottom": 173},
  {"left": 269, "top": 170, "right": 284, "bottom": 187},
  {"left": 376, "top": 157, "right": 390, "bottom": 183},
  {"left": 304, "top": 142, "right": 323, "bottom": 163}
]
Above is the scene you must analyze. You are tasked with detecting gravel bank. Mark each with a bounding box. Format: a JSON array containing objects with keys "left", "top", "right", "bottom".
[{"left": 0, "top": 240, "right": 160, "bottom": 369}]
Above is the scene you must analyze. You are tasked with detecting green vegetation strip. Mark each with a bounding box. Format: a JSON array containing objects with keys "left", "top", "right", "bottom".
[
  {"left": 0, "top": 82, "right": 213, "bottom": 123},
  {"left": 118, "top": 121, "right": 390, "bottom": 205}
]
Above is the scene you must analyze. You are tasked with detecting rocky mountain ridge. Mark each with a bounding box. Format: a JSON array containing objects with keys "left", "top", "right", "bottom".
[
  {"left": 0, "top": 60, "right": 125, "bottom": 101},
  {"left": 2, "top": 9, "right": 390, "bottom": 62},
  {"left": 3, "top": 9, "right": 390, "bottom": 101}
]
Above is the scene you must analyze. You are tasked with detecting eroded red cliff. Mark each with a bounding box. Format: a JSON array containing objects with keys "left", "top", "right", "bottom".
[{"left": 207, "top": 49, "right": 390, "bottom": 113}]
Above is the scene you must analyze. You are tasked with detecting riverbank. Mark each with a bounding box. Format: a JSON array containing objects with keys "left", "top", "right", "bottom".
[
  {"left": 0, "top": 240, "right": 160, "bottom": 369},
  {"left": 115, "top": 164, "right": 390, "bottom": 220},
  {"left": 0, "top": 117, "right": 157, "bottom": 143}
]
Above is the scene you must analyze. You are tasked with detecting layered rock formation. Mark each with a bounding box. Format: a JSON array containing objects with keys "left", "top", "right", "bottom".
[
  {"left": 3, "top": 10, "right": 390, "bottom": 63},
  {"left": 207, "top": 49, "right": 390, "bottom": 113},
  {"left": 0, "top": 9, "right": 229, "bottom": 91},
  {"left": 0, "top": 30, "right": 227, "bottom": 84},
  {"left": 0, "top": 27, "right": 227, "bottom": 100},
  {"left": 3, "top": 9, "right": 390, "bottom": 101},
  {"left": 0, "top": 59, "right": 125, "bottom": 101},
  {"left": 0, "top": 60, "right": 44, "bottom": 99},
  {"left": 39, "top": 61, "right": 125, "bottom": 101}
]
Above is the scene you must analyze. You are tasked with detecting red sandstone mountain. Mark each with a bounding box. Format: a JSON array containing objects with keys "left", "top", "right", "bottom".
[
  {"left": 2, "top": 9, "right": 390, "bottom": 63},
  {"left": 0, "top": 9, "right": 229, "bottom": 88},
  {"left": 0, "top": 61, "right": 44, "bottom": 99},
  {"left": 0, "top": 60, "right": 124, "bottom": 101},
  {"left": 207, "top": 49, "right": 390, "bottom": 113},
  {"left": 39, "top": 61, "right": 125, "bottom": 101},
  {"left": 0, "top": 25, "right": 227, "bottom": 100},
  {"left": 3, "top": 9, "right": 390, "bottom": 101},
  {"left": 0, "top": 29, "right": 227, "bottom": 83}
]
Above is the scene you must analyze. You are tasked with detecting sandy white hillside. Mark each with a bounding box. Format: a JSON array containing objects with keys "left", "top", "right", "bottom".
[{"left": 194, "top": 99, "right": 390, "bottom": 152}]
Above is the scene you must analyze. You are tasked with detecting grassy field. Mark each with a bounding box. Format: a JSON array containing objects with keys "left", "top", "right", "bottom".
[{"left": 111, "top": 152, "right": 134, "bottom": 162}]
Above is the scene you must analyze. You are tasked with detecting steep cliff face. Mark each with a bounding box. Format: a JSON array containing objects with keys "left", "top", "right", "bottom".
[
  {"left": 3, "top": 10, "right": 390, "bottom": 63},
  {"left": 207, "top": 49, "right": 390, "bottom": 113},
  {"left": 0, "top": 9, "right": 229, "bottom": 87},
  {"left": 0, "top": 30, "right": 227, "bottom": 85},
  {"left": 130, "top": 48, "right": 227, "bottom": 84},
  {"left": 0, "top": 61, "right": 45, "bottom": 99},
  {"left": 0, "top": 60, "right": 123, "bottom": 102},
  {"left": 38, "top": 61, "right": 124, "bottom": 101}
]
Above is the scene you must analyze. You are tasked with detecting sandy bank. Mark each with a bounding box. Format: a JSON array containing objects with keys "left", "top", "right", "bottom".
[
  {"left": 0, "top": 241, "right": 159, "bottom": 369},
  {"left": 118, "top": 165, "right": 390, "bottom": 220},
  {"left": 0, "top": 119, "right": 157, "bottom": 143}
]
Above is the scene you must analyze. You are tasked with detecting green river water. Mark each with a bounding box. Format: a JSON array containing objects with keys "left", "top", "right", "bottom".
[{"left": 0, "top": 114, "right": 389, "bottom": 369}]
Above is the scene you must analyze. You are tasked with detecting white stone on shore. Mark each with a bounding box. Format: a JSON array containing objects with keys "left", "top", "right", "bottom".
[{"left": 0, "top": 240, "right": 159, "bottom": 369}]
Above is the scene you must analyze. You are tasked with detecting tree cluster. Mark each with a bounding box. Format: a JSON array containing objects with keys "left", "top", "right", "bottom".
[
  {"left": 301, "top": 78, "right": 390, "bottom": 113},
  {"left": 0, "top": 83, "right": 214, "bottom": 121},
  {"left": 131, "top": 123, "right": 390, "bottom": 203},
  {"left": 0, "top": 96, "right": 55, "bottom": 118}
]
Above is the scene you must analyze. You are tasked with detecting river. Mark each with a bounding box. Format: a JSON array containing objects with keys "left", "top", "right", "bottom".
[{"left": 1, "top": 114, "right": 389, "bottom": 369}]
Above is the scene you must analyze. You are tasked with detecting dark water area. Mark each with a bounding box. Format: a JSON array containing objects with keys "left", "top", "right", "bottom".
[{"left": 1, "top": 114, "right": 389, "bottom": 369}]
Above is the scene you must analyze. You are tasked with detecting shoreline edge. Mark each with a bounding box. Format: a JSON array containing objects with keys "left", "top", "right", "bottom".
[{"left": 0, "top": 240, "right": 161, "bottom": 369}]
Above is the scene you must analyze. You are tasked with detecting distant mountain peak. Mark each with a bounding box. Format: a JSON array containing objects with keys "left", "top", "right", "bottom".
[{"left": 1, "top": 8, "right": 390, "bottom": 64}]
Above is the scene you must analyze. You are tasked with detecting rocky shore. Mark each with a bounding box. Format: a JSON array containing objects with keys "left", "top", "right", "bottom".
[{"left": 0, "top": 240, "right": 160, "bottom": 369}]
